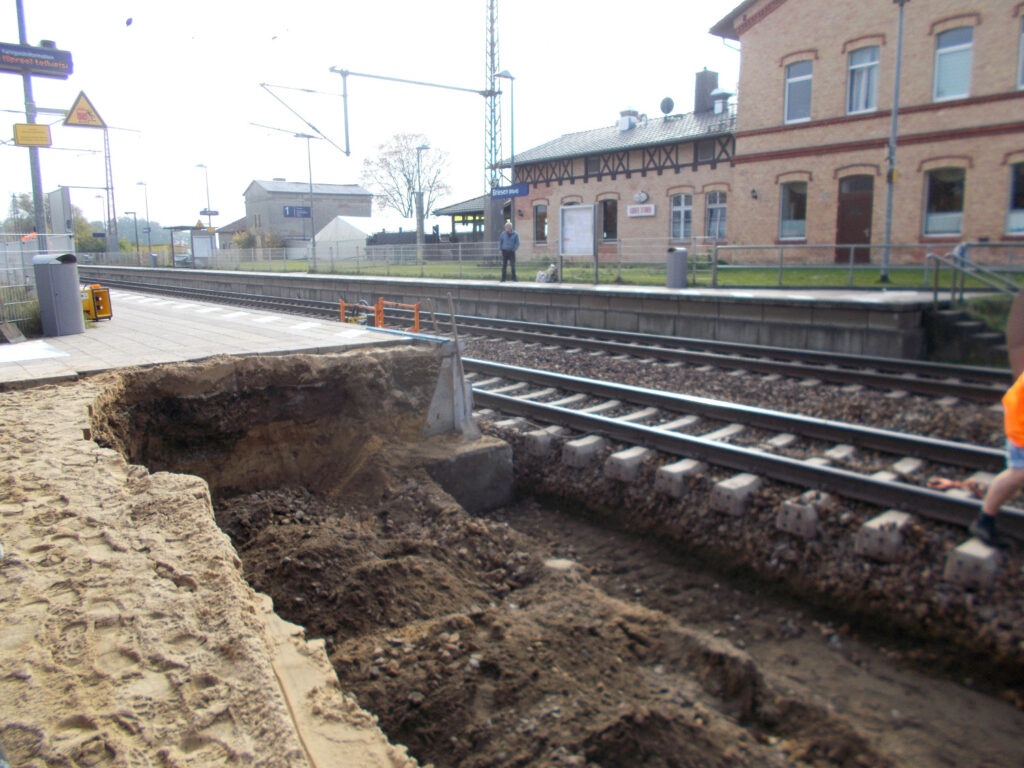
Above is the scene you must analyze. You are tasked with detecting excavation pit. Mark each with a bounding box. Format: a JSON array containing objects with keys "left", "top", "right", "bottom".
[{"left": 79, "top": 348, "right": 908, "bottom": 768}]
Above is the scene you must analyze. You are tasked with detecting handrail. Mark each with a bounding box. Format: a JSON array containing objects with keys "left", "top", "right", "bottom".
[{"left": 926, "top": 247, "right": 1018, "bottom": 307}]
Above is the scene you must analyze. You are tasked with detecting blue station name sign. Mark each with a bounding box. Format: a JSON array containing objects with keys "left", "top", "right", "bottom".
[
  {"left": 0, "top": 42, "right": 73, "bottom": 79},
  {"left": 283, "top": 205, "right": 311, "bottom": 218},
  {"left": 490, "top": 183, "right": 529, "bottom": 199}
]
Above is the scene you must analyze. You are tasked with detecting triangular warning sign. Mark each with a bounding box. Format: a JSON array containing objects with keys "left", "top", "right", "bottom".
[
  {"left": 64, "top": 91, "right": 105, "bottom": 128},
  {"left": 195, "top": 219, "right": 204, "bottom": 229}
]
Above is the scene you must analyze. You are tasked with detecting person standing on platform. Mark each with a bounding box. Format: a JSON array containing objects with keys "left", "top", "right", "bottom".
[{"left": 499, "top": 221, "right": 520, "bottom": 282}]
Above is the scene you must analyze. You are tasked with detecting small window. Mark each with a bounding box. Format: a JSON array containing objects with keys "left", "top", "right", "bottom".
[
  {"left": 670, "top": 194, "right": 692, "bottom": 240},
  {"left": 1008, "top": 163, "right": 1024, "bottom": 234},
  {"left": 934, "top": 26, "right": 972, "bottom": 101},
  {"left": 924, "top": 167, "right": 965, "bottom": 235},
  {"left": 779, "top": 182, "right": 808, "bottom": 239},
  {"left": 534, "top": 204, "right": 548, "bottom": 243},
  {"left": 784, "top": 60, "right": 813, "bottom": 123},
  {"left": 1018, "top": 18, "right": 1024, "bottom": 90},
  {"left": 696, "top": 140, "right": 715, "bottom": 163},
  {"left": 585, "top": 156, "right": 601, "bottom": 176},
  {"left": 705, "top": 191, "right": 727, "bottom": 240},
  {"left": 600, "top": 199, "right": 618, "bottom": 240},
  {"left": 847, "top": 46, "right": 879, "bottom": 114}
]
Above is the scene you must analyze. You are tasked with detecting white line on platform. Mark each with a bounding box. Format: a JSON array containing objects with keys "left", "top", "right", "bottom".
[
  {"left": 252, "top": 316, "right": 278, "bottom": 324},
  {"left": 0, "top": 339, "right": 68, "bottom": 363},
  {"left": 195, "top": 307, "right": 221, "bottom": 314},
  {"left": 219, "top": 312, "right": 250, "bottom": 319},
  {"left": 290, "top": 321, "right": 320, "bottom": 331}
]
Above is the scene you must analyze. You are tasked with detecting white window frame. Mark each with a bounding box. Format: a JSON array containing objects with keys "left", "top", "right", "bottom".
[
  {"left": 784, "top": 60, "right": 813, "bottom": 123},
  {"left": 779, "top": 181, "right": 808, "bottom": 240},
  {"left": 847, "top": 46, "right": 879, "bottom": 114},
  {"left": 670, "top": 194, "right": 692, "bottom": 240},
  {"left": 534, "top": 203, "right": 548, "bottom": 243},
  {"left": 933, "top": 26, "right": 972, "bottom": 102},
  {"left": 923, "top": 167, "right": 966, "bottom": 236},
  {"left": 1018, "top": 18, "right": 1024, "bottom": 90},
  {"left": 1008, "top": 162, "right": 1024, "bottom": 234},
  {"left": 705, "top": 191, "right": 727, "bottom": 240}
]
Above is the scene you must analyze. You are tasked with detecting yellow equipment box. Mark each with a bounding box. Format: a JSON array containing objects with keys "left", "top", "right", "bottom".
[{"left": 81, "top": 284, "right": 112, "bottom": 321}]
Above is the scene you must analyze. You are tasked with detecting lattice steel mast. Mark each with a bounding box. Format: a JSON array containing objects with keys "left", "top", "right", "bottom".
[{"left": 484, "top": 0, "right": 502, "bottom": 191}]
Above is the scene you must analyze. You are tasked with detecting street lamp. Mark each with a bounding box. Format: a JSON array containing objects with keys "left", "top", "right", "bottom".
[
  {"left": 195, "top": 163, "right": 213, "bottom": 228},
  {"left": 881, "top": 0, "right": 909, "bottom": 283},
  {"left": 136, "top": 181, "right": 152, "bottom": 263},
  {"left": 495, "top": 70, "right": 515, "bottom": 192},
  {"left": 415, "top": 143, "right": 429, "bottom": 273},
  {"left": 124, "top": 210, "right": 140, "bottom": 265}
]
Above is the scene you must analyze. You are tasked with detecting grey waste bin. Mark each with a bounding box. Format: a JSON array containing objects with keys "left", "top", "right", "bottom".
[
  {"left": 666, "top": 247, "right": 688, "bottom": 289},
  {"left": 32, "top": 253, "right": 85, "bottom": 337}
]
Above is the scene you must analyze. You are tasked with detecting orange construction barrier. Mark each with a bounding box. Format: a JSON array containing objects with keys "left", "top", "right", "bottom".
[{"left": 338, "top": 298, "right": 419, "bottom": 332}]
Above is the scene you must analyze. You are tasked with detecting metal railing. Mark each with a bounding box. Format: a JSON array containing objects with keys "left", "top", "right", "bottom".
[
  {"left": 926, "top": 246, "right": 1019, "bottom": 306},
  {"left": 17, "top": 237, "right": 1024, "bottom": 292}
]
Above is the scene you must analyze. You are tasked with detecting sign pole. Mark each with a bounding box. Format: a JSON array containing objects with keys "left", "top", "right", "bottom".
[{"left": 15, "top": 0, "right": 46, "bottom": 251}]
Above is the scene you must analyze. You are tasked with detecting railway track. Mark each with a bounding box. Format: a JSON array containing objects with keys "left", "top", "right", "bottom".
[
  {"left": 93, "top": 276, "right": 1009, "bottom": 402},
  {"left": 98, "top": 280, "right": 1019, "bottom": 539},
  {"left": 465, "top": 358, "right": 1023, "bottom": 540}
]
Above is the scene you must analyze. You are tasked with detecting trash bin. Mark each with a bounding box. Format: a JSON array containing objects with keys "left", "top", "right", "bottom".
[
  {"left": 32, "top": 253, "right": 85, "bottom": 337},
  {"left": 666, "top": 247, "right": 688, "bottom": 289}
]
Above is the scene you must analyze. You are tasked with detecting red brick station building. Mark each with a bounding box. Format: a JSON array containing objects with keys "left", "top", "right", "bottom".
[{"left": 438, "top": 0, "right": 1024, "bottom": 265}]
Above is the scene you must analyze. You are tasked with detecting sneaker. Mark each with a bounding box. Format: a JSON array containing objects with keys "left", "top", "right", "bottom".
[{"left": 969, "top": 516, "right": 1010, "bottom": 549}]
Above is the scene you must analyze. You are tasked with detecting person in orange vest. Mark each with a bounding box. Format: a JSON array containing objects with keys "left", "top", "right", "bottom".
[{"left": 971, "top": 372, "right": 1024, "bottom": 548}]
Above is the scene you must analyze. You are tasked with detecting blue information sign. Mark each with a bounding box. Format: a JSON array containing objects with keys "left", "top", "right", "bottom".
[
  {"left": 0, "top": 42, "right": 73, "bottom": 79},
  {"left": 283, "top": 205, "right": 311, "bottom": 218},
  {"left": 490, "top": 183, "right": 529, "bottom": 199}
]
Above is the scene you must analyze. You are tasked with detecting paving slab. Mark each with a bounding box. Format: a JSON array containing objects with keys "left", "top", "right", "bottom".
[{"left": 0, "top": 289, "right": 402, "bottom": 389}]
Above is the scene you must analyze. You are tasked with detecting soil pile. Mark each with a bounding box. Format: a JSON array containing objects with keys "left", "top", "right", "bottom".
[{"left": 218, "top": 486, "right": 887, "bottom": 768}]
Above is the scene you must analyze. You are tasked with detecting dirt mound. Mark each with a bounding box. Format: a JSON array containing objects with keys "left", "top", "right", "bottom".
[{"left": 217, "top": 485, "right": 890, "bottom": 768}]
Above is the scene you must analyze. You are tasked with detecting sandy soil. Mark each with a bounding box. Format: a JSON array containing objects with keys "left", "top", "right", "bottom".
[{"left": 0, "top": 350, "right": 433, "bottom": 767}]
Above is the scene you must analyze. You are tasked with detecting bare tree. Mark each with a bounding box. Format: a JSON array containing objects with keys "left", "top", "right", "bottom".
[{"left": 360, "top": 133, "right": 450, "bottom": 219}]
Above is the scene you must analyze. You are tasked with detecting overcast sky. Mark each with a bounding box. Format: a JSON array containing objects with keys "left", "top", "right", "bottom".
[{"left": 1, "top": 0, "right": 741, "bottom": 233}]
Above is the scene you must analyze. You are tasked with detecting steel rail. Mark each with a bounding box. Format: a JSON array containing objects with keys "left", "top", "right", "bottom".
[
  {"left": 464, "top": 358, "right": 1004, "bottom": 471},
  {"left": 472, "top": 390, "right": 1024, "bottom": 540},
  {"left": 430, "top": 312, "right": 1010, "bottom": 386},
  {"left": 463, "top": 326, "right": 1002, "bottom": 402}
]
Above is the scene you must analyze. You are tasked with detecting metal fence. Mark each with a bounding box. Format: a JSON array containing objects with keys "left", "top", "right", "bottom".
[{"left": 10, "top": 237, "right": 1022, "bottom": 313}]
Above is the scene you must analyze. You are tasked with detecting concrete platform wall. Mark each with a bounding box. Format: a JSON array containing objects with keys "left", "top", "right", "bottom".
[{"left": 80, "top": 267, "right": 928, "bottom": 359}]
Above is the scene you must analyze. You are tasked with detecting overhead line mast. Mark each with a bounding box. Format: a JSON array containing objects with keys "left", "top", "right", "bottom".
[{"left": 484, "top": 0, "right": 502, "bottom": 191}]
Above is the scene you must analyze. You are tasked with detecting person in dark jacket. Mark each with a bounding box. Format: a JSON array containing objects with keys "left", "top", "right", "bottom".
[{"left": 498, "top": 222, "right": 520, "bottom": 282}]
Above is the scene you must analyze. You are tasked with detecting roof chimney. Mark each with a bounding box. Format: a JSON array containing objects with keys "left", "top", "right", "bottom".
[
  {"left": 694, "top": 69, "right": 719, "bottom": 113},
  {"left": 618, "top": 109, "right": 639, "bottom": 131}
]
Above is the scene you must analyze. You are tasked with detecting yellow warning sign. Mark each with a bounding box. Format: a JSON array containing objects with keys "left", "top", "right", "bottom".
[
  {"left": 64, "top": 91, "right": 105, "bottom": 128},
  {"left": 13, "top": 123, "right": 52, "bottom": 146}
]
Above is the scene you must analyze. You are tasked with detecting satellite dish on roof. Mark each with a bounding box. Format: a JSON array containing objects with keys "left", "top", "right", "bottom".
[{"left": 660, "top": 97, "right": 674, "bottom": 115}]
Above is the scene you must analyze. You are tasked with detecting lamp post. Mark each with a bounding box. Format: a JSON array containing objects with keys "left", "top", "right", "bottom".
[
  {"left": 136, "top": 181, "right": 152, "bottom": 263},
  {"left": 125, "top": 210, "right": 140, "bottom": 265},
  {"left": 415, "top": 143, "right": 429, "bottom": 274},
  {"left": 195, "top": 163, "right": 212, "bottom": 228},
  {"left": 297, "top": 133, "right": 317, "bottom": 269},
  {"left": 495, "top": 70, "right": 515, "bottom": 192},
  {"left": 881, "top": 0, "right": 909, "bottom": 283}
]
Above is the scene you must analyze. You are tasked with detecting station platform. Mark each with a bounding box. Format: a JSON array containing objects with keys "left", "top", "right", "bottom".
[
  {"left": 0, "top": 289, "right": 403, "bottom": 390},
  {"left": 79, "top": 266, "right": 949, "bottom": 360}
]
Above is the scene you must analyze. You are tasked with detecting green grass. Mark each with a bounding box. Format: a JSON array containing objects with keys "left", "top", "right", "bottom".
[{"left": 214, "top": 257, "right": 1024, "bottom": 293}]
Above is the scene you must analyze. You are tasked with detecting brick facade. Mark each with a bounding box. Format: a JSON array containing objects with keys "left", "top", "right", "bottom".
[{"left": 511, "top": 0, "right": 1024, "bottom": 264}]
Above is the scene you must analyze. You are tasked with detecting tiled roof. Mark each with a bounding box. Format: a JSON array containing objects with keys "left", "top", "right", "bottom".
[
  {"left": 246, "top": 180, "right": 372, "bottom": 197},
  {"left": 506, "top": 105, "right": 737, "bottom": 166},
  {"left": 434, "top": 194, "right": 489, "bottom": 216}
]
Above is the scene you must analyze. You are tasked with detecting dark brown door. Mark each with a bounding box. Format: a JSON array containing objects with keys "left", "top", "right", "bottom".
[{"left": 835, "top": 175, "right": 873, "bottom": 263}]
